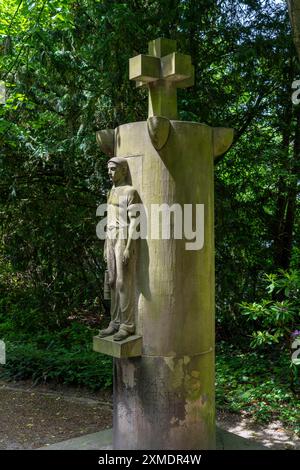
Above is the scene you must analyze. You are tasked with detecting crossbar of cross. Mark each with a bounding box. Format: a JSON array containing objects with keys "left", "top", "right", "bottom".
[{"left": 129, "top": 38, "right": 194, "bottom": 119}]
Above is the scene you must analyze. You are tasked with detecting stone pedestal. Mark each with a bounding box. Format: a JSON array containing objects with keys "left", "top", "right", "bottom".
[
  {"left": 93, "top": 335, "right": 142, "bottom": 358},
  {"left": 114, "top": 354, "right": 215, "bottom": 450}
]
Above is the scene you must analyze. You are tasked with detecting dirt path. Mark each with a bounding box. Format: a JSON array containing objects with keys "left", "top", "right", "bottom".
[
  {"left": 0, "top": 380, "right": 112, "bottom": 449},
  {"left": 0, "top": 380, "right": 299, "bottom": 450}
]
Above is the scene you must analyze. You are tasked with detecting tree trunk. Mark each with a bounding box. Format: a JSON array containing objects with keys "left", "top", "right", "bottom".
[{"left": 287, "top": 0, "right": 300, "bottom": 60}]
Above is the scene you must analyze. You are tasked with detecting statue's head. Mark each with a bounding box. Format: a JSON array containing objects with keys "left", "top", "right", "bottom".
[{"left": 107, "top": 157, "right": 128, "bottom": 185}]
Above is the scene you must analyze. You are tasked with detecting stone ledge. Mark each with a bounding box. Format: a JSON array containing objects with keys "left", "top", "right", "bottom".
[
  {"left": 38, "top": 427, "right": 268, "bottom": 450},
  {"left": 93, "top": 334, "right": 142, "bottom": 358}
]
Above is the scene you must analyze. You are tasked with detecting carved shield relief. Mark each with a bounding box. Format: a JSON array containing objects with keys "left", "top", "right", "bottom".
[{"left": 147, "top": 116, "right": 171, "bottom": 150}]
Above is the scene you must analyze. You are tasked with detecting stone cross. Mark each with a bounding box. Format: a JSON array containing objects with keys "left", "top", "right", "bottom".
[{"left": 129, "top": 38, "right": 194, "bottom": 119}]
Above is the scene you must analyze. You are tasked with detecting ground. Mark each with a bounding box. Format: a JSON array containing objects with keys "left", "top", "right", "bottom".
[
  {"left": 0, "top": 380, "right": 112, "bottom": 450},
  {"left": 0, "top": 380, "right": 299, "bottom": 450},
  {"left": 217, "top": 410, "right": 299, "bottom": 450}
]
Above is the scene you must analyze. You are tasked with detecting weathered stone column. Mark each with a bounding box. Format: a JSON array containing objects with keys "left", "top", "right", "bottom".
[{"left": 95, "top": 38, "right": 233, "bottom": 450}]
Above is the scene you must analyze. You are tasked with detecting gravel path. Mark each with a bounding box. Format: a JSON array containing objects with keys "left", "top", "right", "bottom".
[{"left": 0, "top": 380, "right": 298, "bottom": 450}]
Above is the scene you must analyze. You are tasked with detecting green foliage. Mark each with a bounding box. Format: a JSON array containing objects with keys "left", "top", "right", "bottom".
[
  {"left": 240, "top": 269, "right": 300, "bottom": 348},
  {"left": 0, "top": 322, "right": 113, "bottom": 390},
  {"left": 1, "top": 342, "right": 112, "bottom": 390},
  {"left": 216, "top": 343, "right": 300, "bottom": 435}
]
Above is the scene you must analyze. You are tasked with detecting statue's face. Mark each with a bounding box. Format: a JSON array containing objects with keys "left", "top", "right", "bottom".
[{"left": 108, "top": 163, "right": 126, "bottom": 185}]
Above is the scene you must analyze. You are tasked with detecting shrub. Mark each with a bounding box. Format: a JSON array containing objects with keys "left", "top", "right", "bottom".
[
  {"left": 240, "top": 269, "right": 300, "bottom": 349},
  {"left": 0, "top": 322, "right": 112, "bottom": 390}
]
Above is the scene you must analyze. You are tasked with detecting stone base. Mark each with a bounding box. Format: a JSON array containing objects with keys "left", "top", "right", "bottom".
[
  {"left": 38, "top": 427, "right": 268, "bottom": 450},
  {"left": 93, "top": 335, "right": 142, "bottom": 358},
  {"left": 113, "top": 355, "right": 215, "bottom": 449}
]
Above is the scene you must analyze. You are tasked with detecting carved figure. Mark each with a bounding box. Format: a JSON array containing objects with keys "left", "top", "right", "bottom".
[{"left": 99, "top": 157, "right": 139, "bottom": 341}]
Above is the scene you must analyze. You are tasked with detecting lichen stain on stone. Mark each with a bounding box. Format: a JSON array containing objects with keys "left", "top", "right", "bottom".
[
  {"left": 184, "top": 397, "right": 206, "bottom": 423},
  {"left": 190, "top": 369, "right": 200, "bottom": 378},
  {"left": 170, "top": 358, "right": 185, "bottom": 389},
  {"left": 165, "top": 358, "right": 202, "bottom": 399},
  {"left": 183, "top": 356, "right": 191, "bottom": 365},
  {"left": 122, "top": 362, "right": 136, "bottom": 388},
  {"left": 170, "top": 416, "right": 180, "bottom": 425},
  {"left": 163, "top": 356, "right": 175, "bottom": 371},
  {"left": 184, "top": 371, "right": 201, "bottom": 402}
]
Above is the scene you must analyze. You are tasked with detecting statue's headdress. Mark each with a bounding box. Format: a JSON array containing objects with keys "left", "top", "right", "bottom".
[{"left": 107, "top": 157, "right": 128, "bottom": 169}]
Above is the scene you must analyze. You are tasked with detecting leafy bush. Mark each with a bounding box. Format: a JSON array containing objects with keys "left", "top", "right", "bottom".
[
  {"left": 240, "top": 269, "right": 300, "bottom": 348},
  {"left": 0, "top": 322, "right": 112, "bottom": 390}
]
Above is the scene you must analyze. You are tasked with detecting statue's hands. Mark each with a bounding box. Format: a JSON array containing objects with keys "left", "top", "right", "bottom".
[{"left": 123, "top": 247, "right": 130, "bottom": 265}]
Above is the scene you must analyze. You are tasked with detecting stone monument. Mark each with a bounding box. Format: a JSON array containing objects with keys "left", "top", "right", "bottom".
[{"left": 94, "top": 38, "right": 233, "bottom": 450}]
